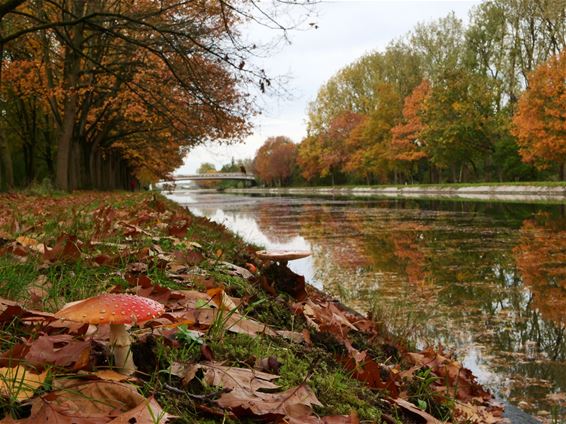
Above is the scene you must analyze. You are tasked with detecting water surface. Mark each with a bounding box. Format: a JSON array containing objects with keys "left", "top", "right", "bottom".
[{"left": 170, "top": 190, "right": 566, "bottom": 422}]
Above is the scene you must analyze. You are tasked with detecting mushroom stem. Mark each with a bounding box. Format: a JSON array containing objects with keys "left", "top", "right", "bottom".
[{"left": 109, "top": 323, "right": 136, "bottom": 375}]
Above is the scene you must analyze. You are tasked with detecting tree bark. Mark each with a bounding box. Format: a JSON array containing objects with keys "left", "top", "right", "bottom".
[
  {"left": 55, "top": 2, "right": 85, "bottom": 191},
  {"left": 0, "top": 134, "right": 13, "bottom": 190}
]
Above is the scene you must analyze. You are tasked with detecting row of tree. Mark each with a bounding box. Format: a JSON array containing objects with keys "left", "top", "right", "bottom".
[
  {"left": 0, "top": 0, "right": 303, "bottom": 191},
  {"left": 252, "top": 0, "right": 565, "bottom": 186}
]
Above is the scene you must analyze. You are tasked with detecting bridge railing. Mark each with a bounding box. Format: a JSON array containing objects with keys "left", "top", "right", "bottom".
[{"left": 169, "top": 172, "right": 256, "bottom": 181}]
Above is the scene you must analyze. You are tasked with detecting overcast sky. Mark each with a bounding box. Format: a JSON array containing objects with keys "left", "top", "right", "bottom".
[{"left": 176, "top": 0, "right": 481, "bottom": 175}]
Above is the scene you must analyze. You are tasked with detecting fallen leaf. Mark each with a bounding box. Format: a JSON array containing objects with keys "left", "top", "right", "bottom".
[
  {"left": 285, "top": 412, "right": 360, "bottom": 423},
  {"left": 109, "top": 396, "right": 174, "bottom": 423},
  {"left": 91, "top": 370, "right": 132, "bottom": 382},
  {"left": 25, "top": 334, "right": 91, "bottom": 370},
  {"left": 182, "top": 362, "right": 280, "bottom": 392},
  {"left": 216, "top": 383, "right": 322, "bottom": 418},
  {"left": 43, "top": 234, "right": 82, "bottom": 263},
  {"left": 0, "top": 366, "right": 47, "bottom": 401},
  {"left": 392, "top": 398, "right": 442, "bottom": 424},
  {"left": 200, "top": 344, "right": 215, "bottom": 361},
  {"left": 207, "top": 287, "right": 239, "bottom": 311},
  {"left": 4, "top": 380, "right": 171, "bottom": 423}
]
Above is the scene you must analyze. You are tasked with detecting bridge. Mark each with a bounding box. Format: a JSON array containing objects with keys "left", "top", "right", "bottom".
[
  {"left": 170, "top": 172, "right": 256, "bottom": 182},
  {"left": 157, "top": 172, "right": 257, "bottom": 188}
]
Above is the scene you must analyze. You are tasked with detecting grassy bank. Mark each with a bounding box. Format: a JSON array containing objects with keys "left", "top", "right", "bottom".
[{"left": 0, "top": 191, "right": 504, "bottom": 423}]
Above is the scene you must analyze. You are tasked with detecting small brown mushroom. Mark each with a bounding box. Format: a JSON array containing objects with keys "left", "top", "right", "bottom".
[
  {"left": 255, "top": 249, "right": 311, "bottom": 266},
  {"left": 55, "top": 293, "right": 164, "bottom": 375}
]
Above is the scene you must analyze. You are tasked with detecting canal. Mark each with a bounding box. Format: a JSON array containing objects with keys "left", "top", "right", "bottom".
[{"left": 169, "top": 190, "right": 566, "bottom": 422}]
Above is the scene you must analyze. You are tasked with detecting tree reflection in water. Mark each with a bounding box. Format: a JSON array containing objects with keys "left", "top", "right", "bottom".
[{"left": 182, "top": 193, "right": 566, "bottom": 420}]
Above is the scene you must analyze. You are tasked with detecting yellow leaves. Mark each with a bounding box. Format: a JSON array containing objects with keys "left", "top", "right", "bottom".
[{"left": 0, "top": 366, "right": 48, "bottom": 402}]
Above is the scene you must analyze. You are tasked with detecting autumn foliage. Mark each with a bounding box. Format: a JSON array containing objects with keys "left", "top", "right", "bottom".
[
  {"left": 0, "top": 1, "right": 256, "bottom": 190},
  {"left": 254, "top": 136, "right": 297, "bottom": 186},
  {"left": 283, "top": 2, "right": 565, "bottom": 185},
  {"left": 512, "top": 51, "right": 566, "bottom": 179},
  {"left": 389, "top": 80, "right": 431, "bottom": 163}
]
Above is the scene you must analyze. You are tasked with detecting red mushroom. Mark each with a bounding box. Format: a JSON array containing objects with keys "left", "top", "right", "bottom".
[{"left": 55, "top": 293, "right": 164, "bottom": 375}]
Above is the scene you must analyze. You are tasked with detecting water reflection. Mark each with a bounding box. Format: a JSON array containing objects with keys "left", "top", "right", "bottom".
[{"left": 172, "top": 192, "right": 566, "bottom": 420}]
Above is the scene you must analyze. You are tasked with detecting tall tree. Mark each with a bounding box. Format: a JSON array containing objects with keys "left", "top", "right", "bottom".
[
  {"left": 512, "top": 51, "right": 566, "bottom": 179},
  {"left": 410, "top": 12, "right": 465, "bottom": 79},
  {"left": 344, "top": 83, "right": 402, "bottom": 183},
  {"left": 422, "top": 69, "right": 497, "bottom": 182},
  {"left": 0, "top": 0, "right": 310, "bottom": 191},
  {"left": 389, "top": 80, "right": 431, "bottom": 181},
  {"left": 254, "top": 136, "right": 297, "bottom": 186}
]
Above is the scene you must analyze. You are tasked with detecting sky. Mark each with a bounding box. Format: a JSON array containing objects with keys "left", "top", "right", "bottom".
[{"left": 176, "top": 0, "right": 481, "bottom": 175}]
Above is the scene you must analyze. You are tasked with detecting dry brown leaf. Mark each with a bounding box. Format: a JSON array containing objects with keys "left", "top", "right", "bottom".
[
  {"left": 25, "top": 334, "right": 91, "bottom": 370},
  {"left": 406, "top": 348, "right": 491, "bottom": 403},
  {"left": 392, "top": 398, "right": 442, "bottom": 424},
  {"left": 25, "top": 275, "right": 52, "bottom": 309},
  {"left": 452, "top": 400, "right": 504, "bottom": 424},
  {"left": 216, "top": 383, "right": 322, "bottom": 418},
  {"left": 182, "top": 362, "right": 279, "bottom": 391},
  {"left": 207, "top": 288, "right": 239, "bottom": 311},
  {"left": 166, "top": 308, "right": 276, "bottom": 337},
  {"left": 285, "top": 412, "right": 360, "bottom": 423},
  {"left": 109, "top": 396, "right": 174, "bottom": 423},
  {"left": 43, "top": 234, "right": 82, "bottom": 263},
  {"left": 277, "top": 330, "right": 306, "bottom": 343},
  {"left": 2, "top": 380, "right": 171, "bottom": 423},
  {"left": 91, "top": 370, "right": 132, "bottom": 382}
]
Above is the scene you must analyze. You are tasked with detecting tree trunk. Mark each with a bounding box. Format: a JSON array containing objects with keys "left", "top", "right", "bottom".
[
  {"left": 0, "top": 134, "right": 13, "bottom": 190},
  {"left": 0, "top": 31, "right": 13, "bottom": 190},
  {"left": 560, "top": 162, "right": 565, "bottom": 181},
  {"left": 55, "top": 2, "right": 85, "bottom": 191},
  {"left": 56, "top": 99, "right": 78, "bottom": 191}
]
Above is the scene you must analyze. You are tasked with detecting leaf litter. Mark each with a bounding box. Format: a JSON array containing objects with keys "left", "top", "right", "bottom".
[{"left": 0, "top": 192, "right": 508, "bottom": 423}]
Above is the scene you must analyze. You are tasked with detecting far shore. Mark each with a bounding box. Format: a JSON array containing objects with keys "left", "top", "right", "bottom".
[{"left": 221, "top": 183, "right": 566, "bottom": 203}]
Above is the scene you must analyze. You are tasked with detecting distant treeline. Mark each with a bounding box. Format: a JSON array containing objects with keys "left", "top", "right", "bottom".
[{"left": 252, "top": 1, "right": 565, "bottom": 187}]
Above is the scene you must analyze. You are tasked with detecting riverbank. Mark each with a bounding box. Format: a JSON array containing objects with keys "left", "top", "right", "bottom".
[
  {"left": 226, "top": 183, "right": 566, "bottom": 202},
  {"left": 0, "top": 191, "right": 505, "bottom": 423}
]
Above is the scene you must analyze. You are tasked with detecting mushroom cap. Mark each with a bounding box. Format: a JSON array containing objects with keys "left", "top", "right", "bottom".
[
  {"left": 255, "top": 249, "right": 311, "bottom": 261},
  {"left": 55, "top": 294, "right": 165, "bottom": 325}
]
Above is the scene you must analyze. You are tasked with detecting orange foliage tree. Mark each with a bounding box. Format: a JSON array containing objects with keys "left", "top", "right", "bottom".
[
  {"left": 512, "top": 51, "right": 566, "bottom": 180},
  {"left": 297, "top": 111, "right": 365, "bottom": 185},
  {"left": 254, "top": 136, "right": 297, "bottom": 186},
  {"left": 344, "top": 83, "right": 402, "bottom": 184},
  {"left": 0, "top": 0, "right": 273, "bottom": 190},
  {"left": 389, "top": 80, "right": 431, "bottom": 179}
]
